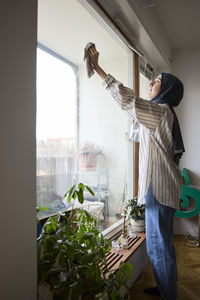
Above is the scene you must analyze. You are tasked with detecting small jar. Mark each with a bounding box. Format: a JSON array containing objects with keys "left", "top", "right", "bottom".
[
  {"left": 112, "top": 240, "right": 120, "bottom": 252},
  {"left": 120, "top": 236, "right": 128, "bottom": 249}
]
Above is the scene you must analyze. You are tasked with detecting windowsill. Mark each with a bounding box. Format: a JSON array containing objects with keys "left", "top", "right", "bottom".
[
  {"left": 101, "top": 223, "right": 146, "bottom": 274},
  {"left": 102, "top": 218, "right": 124, "bottom": 237}
]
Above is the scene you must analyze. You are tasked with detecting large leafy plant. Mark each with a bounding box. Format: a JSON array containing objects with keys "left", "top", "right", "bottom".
[
  {"left": 37, "top": 183, "right": 133, "bottom": 299},
  {"left": 126, "top": 197, "right": 145, "bottom": 221}
]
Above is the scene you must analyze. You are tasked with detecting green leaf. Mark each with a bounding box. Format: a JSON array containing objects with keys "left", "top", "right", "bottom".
[
  {"left": 67, "top": 195, "right": 71, "bottom": 203},
  {"left": 54, "top": 282, "right": 70, "bottom": 300},
  {"left": 78, "top": 182, "right": 85, "bottom": 191},
  {"left": 38, "top": 206, "right": 48, "bottom": 211},
  {"left": 70, "top": 290, "right": 79, "bottom": 300},
  {"left": 72, "top": 190, "right": 78, "bottom": 199},
  {"left": 58, "top": 253, "right": 66, "bottom": 267},
  {"left": 85, "top": 185, "right": 95, "bottom": 196},
  {"left": 68, "top": 184, "right": 76, "bottom": 196},
  {"left": 77, "top": 189, "right": 84, "bottom": 204},
  {"left": 51, "top": 222, "right": 57, "bottom": 231},
  {"left": 63, "top": 184, "right": 76, "bottom": 200}
]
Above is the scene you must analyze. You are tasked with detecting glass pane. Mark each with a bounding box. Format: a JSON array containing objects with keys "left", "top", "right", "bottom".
[
  {"left": 36, "top": 48, "right": 77, "bottom": 217},
  {"left": 77, "top": 44, "right": 131, "bottom": 231},
  {"left": 38, "top": 0, "right": 133, "bottom": 230},
  {"left": 140, "top": 72, "right": 151, "bottom": 99}
]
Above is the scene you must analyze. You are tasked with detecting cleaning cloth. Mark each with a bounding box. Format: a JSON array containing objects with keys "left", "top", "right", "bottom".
[{"left": 84, "top": 42, "right": 96, "bottom": 78}]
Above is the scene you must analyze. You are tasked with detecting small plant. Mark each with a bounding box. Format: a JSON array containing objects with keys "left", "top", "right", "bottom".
[
  {"left": 37, "top": 183, "right": 133, "bottom": 299},
  {"left": 80, "top": 141, "right": 103, "bottom": 155},
  {"left": 126, "top": 197, "right": 145, "bottom": 221}
]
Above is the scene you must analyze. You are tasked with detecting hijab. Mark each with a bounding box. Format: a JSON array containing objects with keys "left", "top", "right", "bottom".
[{"left": 151, "top": 72, "right": 185, "bottom": 165}]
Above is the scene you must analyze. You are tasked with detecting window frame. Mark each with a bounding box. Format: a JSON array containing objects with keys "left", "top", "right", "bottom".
[{"left": 36, "top": 21, "right": 139, "bottom": 236}]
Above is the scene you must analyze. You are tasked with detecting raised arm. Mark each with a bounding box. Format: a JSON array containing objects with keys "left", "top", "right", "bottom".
[
  {"left": 88, "top": 46, "right": 137, "bottom": 117},
  {"left": 88, "top": 47, "right": 166, "bottom": 131},
  {"left": 88, "top": 46, "right": 107, "bottom": 80}
]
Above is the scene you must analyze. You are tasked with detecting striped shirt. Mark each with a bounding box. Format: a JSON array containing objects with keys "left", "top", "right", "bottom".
[{"left": 102, "top": 74, "right": 182, "bottom": 209}]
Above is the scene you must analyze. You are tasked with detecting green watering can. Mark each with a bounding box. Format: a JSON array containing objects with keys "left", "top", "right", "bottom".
[{"left": 175, "top": 168, "right": 200, "bottom": 218}]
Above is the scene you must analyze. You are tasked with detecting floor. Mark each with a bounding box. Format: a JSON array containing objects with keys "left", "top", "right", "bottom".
[{"left": 128, "top": 235, "right": 200, "bottom": 300}]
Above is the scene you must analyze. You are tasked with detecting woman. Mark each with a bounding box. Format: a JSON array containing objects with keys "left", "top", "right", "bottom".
[{"left": 88, "top": 46, "right": 184, "bottom": 300}]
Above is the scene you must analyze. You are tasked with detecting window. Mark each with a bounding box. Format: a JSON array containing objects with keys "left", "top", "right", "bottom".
[
  {"left": 140, "top": 71, "right": 151, "bottom": 99},
  {"left": 37, "top": 0, "right": 134, "bottom": 231},
  {"left": 139, "top": 58, "right": 153, "bottom": 99},
  {"left": 36, "top": 45, "right": 78, "bottom": 217}
]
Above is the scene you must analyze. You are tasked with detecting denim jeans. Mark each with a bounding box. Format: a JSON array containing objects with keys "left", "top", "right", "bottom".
[{"left": 145, "top": 185, "right": 178, "bottom": 300}]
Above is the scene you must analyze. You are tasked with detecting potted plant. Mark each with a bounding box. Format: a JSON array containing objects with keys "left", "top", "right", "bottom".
[
  {"left": 37, "top": 183, "right": 133, "bottom": 300},
  {"left": 126, "top": 197, "right": 145, "bottom": 232},
  {"left": 79, "top": 141, "right": 103, "bottom": 171}
]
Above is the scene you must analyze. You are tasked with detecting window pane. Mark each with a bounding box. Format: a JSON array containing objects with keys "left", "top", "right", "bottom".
[
  {"left": 78, "top": 48, "right": 131, "bottom": 230},
  {"left": 38, "top": 0, "right": 133, "bottom": 230},
  {"left": 140, "top": 72, "right": 151, "bottom": 99},
  {"left": 36, "top": 48, "right": 76, "bottom": 217}
]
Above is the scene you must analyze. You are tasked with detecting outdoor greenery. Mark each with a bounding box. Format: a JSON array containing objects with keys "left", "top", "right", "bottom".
[
  {"left": 37, "top": 183, "right": 133, "bottom": 300},
  {"left": 126, "top": 197, "right": 145, "bottom": 221}
]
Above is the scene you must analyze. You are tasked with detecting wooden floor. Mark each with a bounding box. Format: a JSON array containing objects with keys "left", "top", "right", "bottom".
[{"left": 128, "top": 235, "right": 200, "bottom": 300}]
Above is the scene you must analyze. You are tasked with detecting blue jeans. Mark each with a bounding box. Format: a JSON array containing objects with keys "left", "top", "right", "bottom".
[{"left": 145, "top": 185, "right": 178, "bottom": 300}]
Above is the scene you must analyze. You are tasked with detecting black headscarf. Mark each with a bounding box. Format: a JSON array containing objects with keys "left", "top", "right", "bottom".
[{"left": 151, "top": 72, "right": 185, "bottom": 165}]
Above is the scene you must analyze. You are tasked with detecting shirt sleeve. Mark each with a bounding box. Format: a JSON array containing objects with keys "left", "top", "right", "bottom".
[{"left": 102, "top": 74, "right": 166, "bottom": 131}]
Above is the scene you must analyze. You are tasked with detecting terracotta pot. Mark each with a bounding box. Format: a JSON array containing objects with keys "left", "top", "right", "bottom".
[{"left": 80, "top": 153, "right": 97, "bottom": 171}]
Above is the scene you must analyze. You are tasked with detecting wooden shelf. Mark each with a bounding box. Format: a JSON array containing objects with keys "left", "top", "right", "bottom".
[{"left": 102, "top": 222, "right": 146, "bottom": 273}]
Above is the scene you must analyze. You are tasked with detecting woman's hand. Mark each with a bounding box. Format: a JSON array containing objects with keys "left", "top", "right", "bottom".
[
  {"left": 88, "top": 46, "right": 99, "bottom": 68},
  {"left": 88, "top": 46, "right": 107, "bottom": 80}
]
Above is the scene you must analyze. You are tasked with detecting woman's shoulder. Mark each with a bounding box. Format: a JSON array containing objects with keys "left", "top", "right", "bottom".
[{"left": 159, "top": 103, "right": 174, "bottom": 121}]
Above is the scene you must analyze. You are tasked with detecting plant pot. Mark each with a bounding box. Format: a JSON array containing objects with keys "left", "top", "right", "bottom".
[
  {"left": 38, "top": 284, "right": 53, "bottom": 300},
  {"left": 130, "top": 219, "right": 145, "bottom": 232},
  {"left": 80, "top": 153, "right": 97, "bottom": 171}
]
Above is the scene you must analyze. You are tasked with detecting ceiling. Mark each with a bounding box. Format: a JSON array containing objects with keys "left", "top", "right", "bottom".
[
  {"left": 119, "top": 0, "right": 200, "bottom": 51},
  {"left": 147, "top": 0, "right": 200, "bottom": 50},
  {"left": 94, "top": 0, "right": 200, "bottom": 69},
  {"left": 38, "top": 0, "right": 200, "bottom": 72}
]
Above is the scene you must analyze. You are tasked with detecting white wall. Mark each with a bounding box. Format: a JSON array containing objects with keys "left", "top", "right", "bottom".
[
  {"left": 0, "top": 1, "right": 37, "bottom": 299},
  {"left": 172, "top": 46, "right": 200, "bottom": 236}
]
